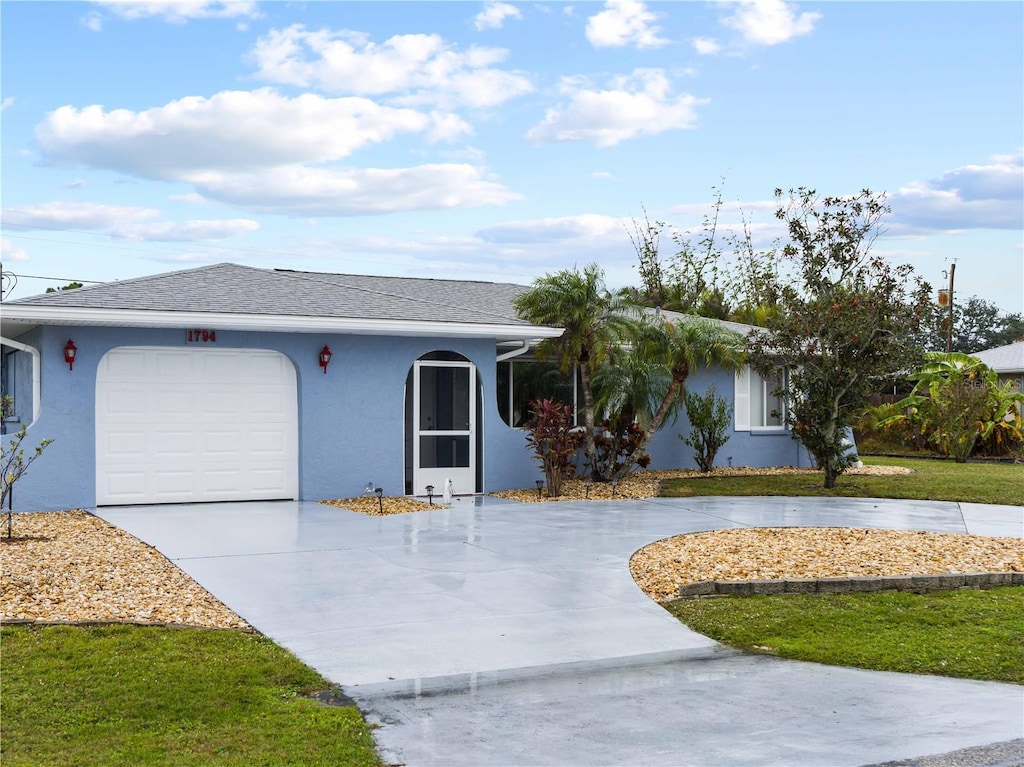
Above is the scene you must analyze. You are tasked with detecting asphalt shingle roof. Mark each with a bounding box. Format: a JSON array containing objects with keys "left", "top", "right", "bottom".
[
  {"left": 10, "top": 263, "right": 536, "bottom": 327},
  {"left": 972, "top": 341, "right": 1024, "bottom": 374}
]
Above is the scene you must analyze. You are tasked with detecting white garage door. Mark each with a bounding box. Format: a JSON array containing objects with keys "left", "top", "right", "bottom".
[{"left": 96, "top": 347, "right": 299, "bottom": 505}]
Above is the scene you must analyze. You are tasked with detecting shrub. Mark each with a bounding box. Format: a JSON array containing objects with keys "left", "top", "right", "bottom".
[
  {"left": 681, "top": 386, "right": 732, "bottom": 472},
  {"left": 524, "top": 399, "right": 583, "bottom": 497}
]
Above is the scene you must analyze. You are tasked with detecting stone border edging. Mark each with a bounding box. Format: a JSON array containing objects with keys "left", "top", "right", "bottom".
[{"left": 674, "top": 571, "right": 1024, "bottom": 599}]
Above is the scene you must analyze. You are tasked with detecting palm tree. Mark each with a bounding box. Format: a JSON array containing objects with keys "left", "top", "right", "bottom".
[
  {"left": 608, "top": 314, "right": 746, "bottom": 480},
  {"left": 513, "top": 265, "right": 641, "bottom": 475}
]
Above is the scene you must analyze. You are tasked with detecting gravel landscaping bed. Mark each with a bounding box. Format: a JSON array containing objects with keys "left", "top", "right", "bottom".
[
  {"left": 1, "top": 510, "right": 251, "bottom": 631},
  {"left": 491, "top": 464, "right": 911, "bottom": 503},
  {"left": 632, "top": 527, "right": 1024, "bottom": 602}
]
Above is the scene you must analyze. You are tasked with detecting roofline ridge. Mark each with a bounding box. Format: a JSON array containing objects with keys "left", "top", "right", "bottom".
[
  {"left": 277, "top": 267, "right": 526, "bottom": 289},
  {"left": 272, "top": 268, "right": 534, "bottom": 326}
]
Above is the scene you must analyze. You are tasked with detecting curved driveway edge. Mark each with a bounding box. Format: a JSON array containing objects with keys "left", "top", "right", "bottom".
[{"left": 97, "top": 495, "right": 1024, "bottom": 766}]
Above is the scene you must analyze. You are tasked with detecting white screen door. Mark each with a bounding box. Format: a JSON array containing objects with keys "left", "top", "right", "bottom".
[{"left": 413, "top": 359, "right": 476, "bottom": 495}]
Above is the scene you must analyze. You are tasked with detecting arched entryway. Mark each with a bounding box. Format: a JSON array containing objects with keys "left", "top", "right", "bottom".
[{"left": 404, "top": 351, "right": 482, "bottom": 496}]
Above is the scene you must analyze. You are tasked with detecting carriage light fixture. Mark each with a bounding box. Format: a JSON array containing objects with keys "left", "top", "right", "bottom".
[
  {"left": 318, "top": 345, "right": 332, "bottom": 374},
  {"left": 63, "top": 339, "right": 78, "bottom": 371}
]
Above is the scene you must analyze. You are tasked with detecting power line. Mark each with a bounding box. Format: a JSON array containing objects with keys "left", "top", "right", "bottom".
[{"left": 8, "top": 273, "right": 103, "bottom": 284}]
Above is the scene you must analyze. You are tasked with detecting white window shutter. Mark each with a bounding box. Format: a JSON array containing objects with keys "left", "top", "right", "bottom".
[{"left": 734, "top": 366, "right": 751, "bottom": 430}]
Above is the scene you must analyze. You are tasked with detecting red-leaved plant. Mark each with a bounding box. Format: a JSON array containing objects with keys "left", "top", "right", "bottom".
[{"left": 524, "top": 399, "right": 583, "bottom": 497}]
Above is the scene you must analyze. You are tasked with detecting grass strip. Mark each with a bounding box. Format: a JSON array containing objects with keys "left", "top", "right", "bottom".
[
  {"left": 1, "top": 624, "right": 384, "bottom": 767},
  {"left": 666, "top": 586, "right": 1024, "bottom": 684},
  {"left": 660, "top": 456, "right": 1024, "bottom": 506}
]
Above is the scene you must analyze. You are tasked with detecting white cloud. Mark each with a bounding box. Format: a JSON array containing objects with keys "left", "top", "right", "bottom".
[
  {"left": 36, "top": 89, "right": 447, "bottom": 178},
  {"left": 692, "top": 37, "right": 721, "bottom": 55},
  {"left": 1, "top": 201, "right": 259, "bottom": 241},
  {"left": 890, "top": 153, "right": 1024, "bottom": 232},
  {"left": 475, "top": 2, "right": 522, "bottom": 31},
  {"left": 169, "top": 192, "right": 207, "bottom": 204},
  {"left": 81, "top": 11, "right": 105, "bottom": 31},
  {"left": 185, "top": 163, "right": 522, "bottom": 216},
  {"left": 3, "top": 201, "right": 160, "bottom": 230},
  {"left": 35, "top": 88, "right": 518, "bottom": 218},
  {"left": 586, "top": 0, "right": 667, "bottom": 49},
  {"left": 592, "top": 171, "right": 614, "bottom": 179},
  {"left": 118, "top": 218, "right": 260, "bottom": 241},
  {"left": 250, "top": 25, "right": 533, "bottom": 109},
  {"left": 721, "top": 0, "right": 820, "bottom": 46},
  {"left": 478, "top": 213, "right": 626, "bottom": 243},
  {"left": 1, "top": 97, "right": 15, "bottom": 112},
  {"left": 92, "top": 1, "right": 261, "bottom": 24},
  {"left": 1, "top": 237, "right": 29, "bottom": 262},
  {"left": 525, "top": 69, "right": 707, "bottom": 147}
]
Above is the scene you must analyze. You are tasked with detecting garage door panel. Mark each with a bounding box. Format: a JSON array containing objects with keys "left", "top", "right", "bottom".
[
  {"left": 202, "top": 390, "right": 244, "bottom": 417},
  {"left": 152, "top": 389, "right": 193, "bottom": 416},
  {"left": 102, "top": 471, "right": 148, "bottom": 501},
  {"left": 102, "top": 430, "right": 147, "bottom": 457},
  {"left": 249, "top": 468, "right": 288, "bottom": 491},
  {"left": 248, "top": 390, "right": 289, "bottom": 416},
  {"left": 152, "top": 430, "right": 194, "bottom": 459},
  {"left": 204, "top": 430, "right": 244, "bottom": 456},
  {"left": 104, "top": 390, "right": 147, "bottom": 416},
  {"left": 250, "top": 430, "right": 286, "bottom": 455},
  {"left": 105, "top": 349, "right": 149, "bottom": 379},
  {"left": 96, "top": 347, "right": 298, "bottom": 505}
]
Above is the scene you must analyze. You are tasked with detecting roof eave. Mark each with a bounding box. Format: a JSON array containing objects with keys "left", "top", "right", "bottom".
[{"left": 0, "top": 306, "right": 564, "bottom": 341}]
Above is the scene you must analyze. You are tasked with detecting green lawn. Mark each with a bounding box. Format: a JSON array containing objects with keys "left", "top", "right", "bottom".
[
  {"left": 660, "top": 456, "right": 1024, "bottom": 506},
  {"left": 666, "top": 587, "right": 1024, "bottom": 684},
  {"left": 1, "top": 625, "right": 384, "bottom": 767},
  {"left": 660, "top": 456, "right": 1023, "bottom": 684}
]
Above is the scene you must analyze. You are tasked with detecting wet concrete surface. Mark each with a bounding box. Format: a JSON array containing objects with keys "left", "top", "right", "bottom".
[{"left": 97, "top": 496, "right": 1024, "bottom": 766}]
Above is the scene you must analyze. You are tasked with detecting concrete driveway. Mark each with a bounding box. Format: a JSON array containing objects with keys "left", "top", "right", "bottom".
[{"left": 97, "top": 496, "right": 1024, "bottom": 767}]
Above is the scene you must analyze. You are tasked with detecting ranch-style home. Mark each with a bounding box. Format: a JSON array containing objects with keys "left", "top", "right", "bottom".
[{"left": 1, "top": 263, "right": 809, "bottom": 512}]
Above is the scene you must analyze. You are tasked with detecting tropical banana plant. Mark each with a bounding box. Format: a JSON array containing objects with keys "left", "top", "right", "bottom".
[{"left": 886, "top": 352, "right": 1024, "bottom": 462}]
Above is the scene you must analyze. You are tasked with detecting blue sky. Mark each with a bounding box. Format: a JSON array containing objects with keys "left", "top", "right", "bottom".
[{"left": 2, "top": 1, "right": 1022, "bottom": 313}]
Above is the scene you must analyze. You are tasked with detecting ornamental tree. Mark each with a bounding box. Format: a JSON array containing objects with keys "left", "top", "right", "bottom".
[
  {"left": 747, "top": 188, "right": 931, "bottom": 488},
  {"left": 2, "top": 396, "right": 54, "bottom": 537}
]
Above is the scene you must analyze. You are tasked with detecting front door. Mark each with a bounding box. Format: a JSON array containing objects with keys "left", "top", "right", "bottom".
[{"left": 413, "top": 359, "right": 476, "bottom": 496}]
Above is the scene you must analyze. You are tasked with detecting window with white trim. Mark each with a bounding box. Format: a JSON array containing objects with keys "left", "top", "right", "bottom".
[{"left": 735, "top": 365, "right": 786, "bottom": 430}]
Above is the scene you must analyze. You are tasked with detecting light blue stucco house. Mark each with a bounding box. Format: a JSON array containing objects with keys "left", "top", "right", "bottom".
[{"left": 1, "top": 263, "right": 809, "bottom": 511}]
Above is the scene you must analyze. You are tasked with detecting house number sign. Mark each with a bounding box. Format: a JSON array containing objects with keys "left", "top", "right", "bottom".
[{"left": 186, "top": 329, "right": 218, "bottom": 343}]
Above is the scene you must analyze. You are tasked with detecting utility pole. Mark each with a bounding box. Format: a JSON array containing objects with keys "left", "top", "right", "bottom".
[{"left": 938, "top": 261, "right": 956, "bottom": 353}]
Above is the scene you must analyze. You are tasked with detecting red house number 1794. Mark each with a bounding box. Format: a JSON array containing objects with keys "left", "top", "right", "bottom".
[{"left": 187, "top": 329, "right": 217, "bottom": 343}]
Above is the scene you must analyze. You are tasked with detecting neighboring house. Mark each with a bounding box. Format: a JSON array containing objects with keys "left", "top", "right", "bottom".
[
  {"left": 972, "top": 341, "right": 1024, "bottom": 395},
  {"left": 1, "top": 263, "right": 809, "bottom": 512}
]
